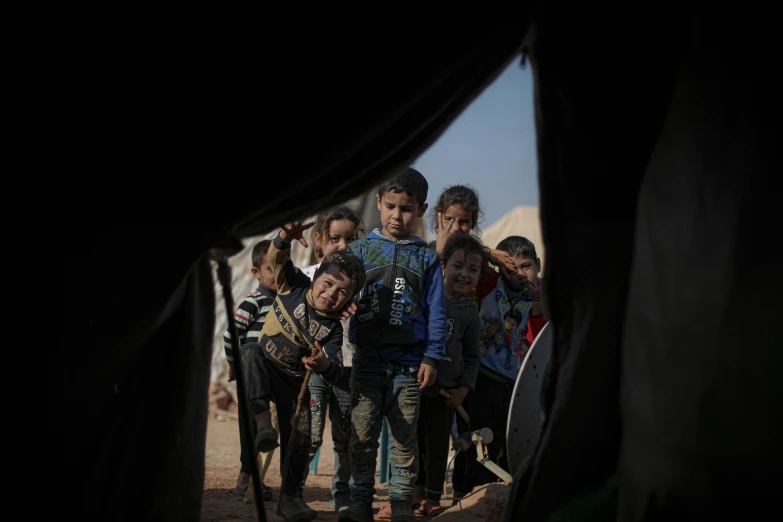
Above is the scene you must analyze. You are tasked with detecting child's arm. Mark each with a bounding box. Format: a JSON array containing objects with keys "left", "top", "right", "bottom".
[
  {"left": 459, "top": 307, "right": 482, "bottom": 392},
  {"left": 445, "top": 307, "right": 481, "bottom": 408},
  {"left": 422, "top": 259, "right": 449, "bottom": 368},
  {"left": 526, "top": 315, "right": 548, "bottom": 346},
  {"left": 269, "top": 228, "right": 313, "bottom": 294}
]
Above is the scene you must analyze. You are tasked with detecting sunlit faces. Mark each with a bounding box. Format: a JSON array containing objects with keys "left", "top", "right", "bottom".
[
  {"left": 316, "top": 218, "right": 357, "bottom": 256},
  {"left": 251, "top": 254, "right": 277, "bottom": 292},
  {"left": 499, "top": 254, "right": 540, "bottom": 294},
  {"left": 376, "top": 191, "right": 427, "bottom": 239},
  {"left": 444, "top": 249, "right": 482, "bottom": 298},
  {"left": 311, "top": 265, "right": 355, "bottom": 312},
  {"left": 442, "top": 204, "right": 474, "bottom": 235}
]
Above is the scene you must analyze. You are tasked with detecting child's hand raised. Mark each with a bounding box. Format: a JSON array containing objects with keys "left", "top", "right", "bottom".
[
  {"left": 302, "top": 340, "right": 332, "bottom": 374},
  {"left": 435, "top": 212, "right": 457, "bottom": 256},
  {"left": 527, "top": 276, "right": 542, "bottom": 302},
  {"left": 488, "top": 248, "right": 515, "bottom": 273},
  {"left": 417, "top": 362, "right": 438, "bottom": 390},
  {"left": 280, "top": 221, "right": 315, "bottom": 248}
]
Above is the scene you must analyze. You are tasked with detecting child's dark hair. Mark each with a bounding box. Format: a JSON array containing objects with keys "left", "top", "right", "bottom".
[
  {"left": 430, "top": 184, "right": 483, "bottom": 233},
  {"left": 312, "top": 205, "right": 366, "bottom": 259},
  {"left": 251, "top": 240, "right": 272, "bottom": 268},
  {"left": 441, "top": 234, "right": 488, "bottom": 267},
  {"left": 314, "top": 251, "right": 367, "bottom": 295},
  {"left": 496, "top": 236, "right": 538, "bottom": 260},
  {"left": 378, "top": 167, "right": 428, "bottom": 207}
]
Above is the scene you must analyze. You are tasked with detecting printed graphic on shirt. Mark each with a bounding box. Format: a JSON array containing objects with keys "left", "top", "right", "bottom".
[
  {"left": 389, "top": 277, "right": 417, "bottom": 326},
  {"left": 479, "top": 278, "right": 533, "bottom": 377}
]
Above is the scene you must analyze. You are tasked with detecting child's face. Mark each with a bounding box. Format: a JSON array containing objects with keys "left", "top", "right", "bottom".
[
  {"left": 376, "top": 191, "right": 427, "bottom": 240},
  {"left": 444, "top": 249, "right": 482, "bottom": 297},
  {"left": 312, "top": 265, "right": 355, "bottom": 313},
  {"left": 318, "top": 218, "right": 357, "bottom": 257},
  {"left": 442, "top": 204, "right": 474, "bottom": 235},
  {"left": 251, "top": 255, "right": 277, "bottom": 292},
  {"left": 499, "top": 254, "right": 540, "bottom": 294}
]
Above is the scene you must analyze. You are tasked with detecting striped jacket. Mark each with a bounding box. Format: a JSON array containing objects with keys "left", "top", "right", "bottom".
[{"left": 223, "top": 284, "right": 276, "bottom": 363}]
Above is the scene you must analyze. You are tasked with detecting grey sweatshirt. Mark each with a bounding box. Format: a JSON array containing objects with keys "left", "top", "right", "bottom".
[{"left": 436, "top": 296, "right": 481, "bottom": 390}]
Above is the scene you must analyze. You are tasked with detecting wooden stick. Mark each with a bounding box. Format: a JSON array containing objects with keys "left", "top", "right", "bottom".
[
  {"left": 277, "top": 346, "right": 319, "bottom": 516},
  {"left": 438, "top": 388, "right": 472, "bottom": 427}
]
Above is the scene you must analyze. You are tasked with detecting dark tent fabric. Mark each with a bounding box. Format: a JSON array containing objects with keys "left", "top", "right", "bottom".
[
  {"left": 504, "top": 12, "right": 782, "bottom": 522},
  {"left": 56, "top": 12, "right": 781, "bottom": 522},
  {"left": 56, "top": 22, "right": 528, "bottom": 521}
]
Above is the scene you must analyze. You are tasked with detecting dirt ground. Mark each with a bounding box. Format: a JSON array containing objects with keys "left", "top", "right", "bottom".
[{"left": 202, "top": 411, "right": 456, "bottom": 522}]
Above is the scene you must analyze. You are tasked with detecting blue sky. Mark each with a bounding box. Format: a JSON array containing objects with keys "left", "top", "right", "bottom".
[{"left": 412, "top": 57, "right": 538, "bottom": 240}]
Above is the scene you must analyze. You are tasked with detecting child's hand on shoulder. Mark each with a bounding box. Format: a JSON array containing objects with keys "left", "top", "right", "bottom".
[
  {"left": 444, "top": 386, "right": 469, "bottom": 408},
  {"left": 417, "top": 363, "right": 438, "bottom": 390},
  {"left": 280, "top": 221, "right": 315, "bottom": 248},
  {"left": 302, "top": 340, "right": 331, "bottom": 373}
]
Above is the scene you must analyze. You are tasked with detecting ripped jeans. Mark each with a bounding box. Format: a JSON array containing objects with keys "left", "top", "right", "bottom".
[
  {"left": 350, "top": 353, "right": 421, "bottom": 503},
  {"left": 296, "top": 370, "right": 353, "bottom": 501}
]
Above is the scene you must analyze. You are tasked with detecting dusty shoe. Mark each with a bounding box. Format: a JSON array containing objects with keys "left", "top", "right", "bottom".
[
  {"left": 333, "top": 495, "right": 351, "bottom": 514},
  {"left": 235, "top": 472, "right": 250, "bottom": 495},
  {"left": 254, "top": 426, "right": 279, "bottom": 453},
  {"left": 391, "top": 500, "right": 416, "bottom": 522},
  {"left": 280, "top": 495, "right": 313, "bottom": 522},
  {"left": 390, "top": 500, "right": 417, "bottom": 522},
  {"left": 261, "top": 483, "right": 273, "bottom": 501},
  {"left": 338, "top": 498, "right": 374, "bottom": 522},
  {"left": 293, "top": 495, "right": 318, "bottom": 519}
]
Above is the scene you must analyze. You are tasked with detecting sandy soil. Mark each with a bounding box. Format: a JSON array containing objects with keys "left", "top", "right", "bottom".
[{"left": 202, "top": 411, "right": 456, "bottom": 522}]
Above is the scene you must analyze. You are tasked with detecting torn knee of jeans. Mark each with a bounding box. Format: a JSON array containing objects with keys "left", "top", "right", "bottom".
[
  {"left": 395, "top": 467, "right": 415, "bottom": 480},
  {"left": 389, "top": 452, "right": 415, "bottom": 469},
  {"left": 402, "top": 384, "right": 419, "bottom": 406},
  {"left": 352, "top": 423, "right": 377, "bottom": 444}
]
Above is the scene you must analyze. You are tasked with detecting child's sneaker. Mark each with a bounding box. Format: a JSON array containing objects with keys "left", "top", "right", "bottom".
[
  {"left": 390, "top": 499, "right": 417, "bottom": 522},
  {"left": 293, "top": 495, "right": 317, "bottom": 519},
  {"left": 254, "top": 426, "right": 279, "bottom": 453},
  {"left": 337, "top": 498, "right": 373, "bottom": 522},
  {"left": 279, "top": 495, "right": 313, "bottom": 522},
  {"left": 261, "top": 483, "right": 274, "bottom": 501}
]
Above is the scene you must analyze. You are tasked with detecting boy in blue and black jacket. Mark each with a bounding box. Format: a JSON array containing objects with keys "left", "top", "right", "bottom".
[{"left": 339, "top": 168, "right": 448, "bottom": 522}]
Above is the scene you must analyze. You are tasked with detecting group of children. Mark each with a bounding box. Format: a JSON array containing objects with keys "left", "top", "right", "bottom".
[{"left": 224, "top": 168, "right": 547, "bottom": 522}]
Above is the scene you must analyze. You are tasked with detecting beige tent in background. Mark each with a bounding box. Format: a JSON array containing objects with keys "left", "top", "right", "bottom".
[{"left": 479, "top": 205, "right": 544, "bottom": 273}]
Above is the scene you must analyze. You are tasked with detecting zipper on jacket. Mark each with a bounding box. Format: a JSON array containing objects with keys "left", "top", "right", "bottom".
[{"left": 374, "top": 241, "right": 399, "bottom": 360}]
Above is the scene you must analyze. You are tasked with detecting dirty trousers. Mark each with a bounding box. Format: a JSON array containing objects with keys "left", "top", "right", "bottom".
[
  {"left": 297, "top": 370, "right": 353, "bottom": 501},
  {"left": 240, "top": 342, "right": 311, "bottom": 496},
  {"left": 349, "top": 355, "right": 421, "bottom": 503}
]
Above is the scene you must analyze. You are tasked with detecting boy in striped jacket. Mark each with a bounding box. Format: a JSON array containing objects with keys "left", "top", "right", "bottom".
[{"left": 223, "top": 239, "right": 277, "bottom": 499}]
